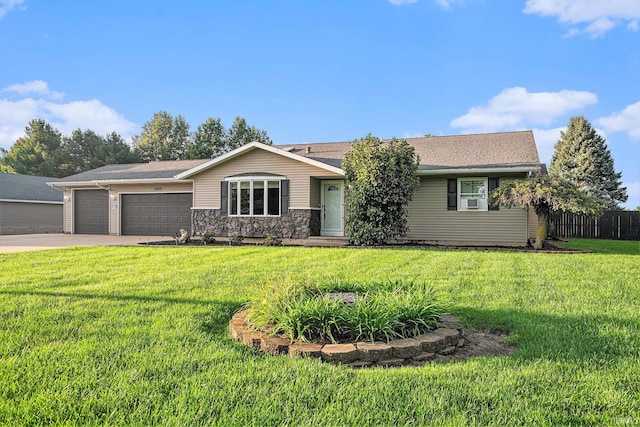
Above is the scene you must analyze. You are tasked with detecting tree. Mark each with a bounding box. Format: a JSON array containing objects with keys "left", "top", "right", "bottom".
[
  {"left": 343, "top": 134, "right": 420, "bottom": 245},
  {"left": 0, "top": 119, "right": 63, "bottom": 177},
  {"left": 187, "top": 117, "right": 226, "bottom": 159},
  {"left": 550, "top": 116, "right": 627, "bottom": 210},
  {"left": 225, "top": 116, "right": 272, "bottom": 152},
  {"left": 101, "top": 132, "right": 141, "bottom": 165},
  {"left": 132, "top": 111, "right": 192, "bottom": 161},
  {"left": 58, "top": 130, "right": 141, "bottom": 176},
  {"left": 492, "top": 174, "right": 605, "bottom": 249},
  {"left": 186, "top": 116, "right": 273, "bottom": 159}
]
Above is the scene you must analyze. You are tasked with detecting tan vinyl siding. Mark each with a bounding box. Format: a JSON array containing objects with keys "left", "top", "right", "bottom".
[
  {"left": 404, "top": 177, "right": 529, "bottom": 246},
  {"left": 192, "top": 148, "right": 342, "bottom": 209},
  {"left": 63, "top": 189, "right": 72, "bottom": 233}
]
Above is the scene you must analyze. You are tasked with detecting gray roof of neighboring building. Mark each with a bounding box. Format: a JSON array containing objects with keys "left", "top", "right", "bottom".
[
  {"left": 279, "top": 130, "right": 540, "bottom": 171},
  {"left": 0, "top": 173, "right": 64, "bottom": 202},
  {"left": 52, "top": 159, "right": 210, "bottom": 182}
]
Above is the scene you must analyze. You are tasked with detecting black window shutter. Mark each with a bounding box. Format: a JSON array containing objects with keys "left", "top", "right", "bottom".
[
  {"left": 447, "top": 179, "right": 457, "bottom": 211},
  {"left": 488, "top": 178, "right": 499, "bottom": 211},
  {"left": 220, "top": 181, "right": 228, "bottom": 216},
  {"left": 280, "top": 180, "right": 289, "bottom": 215}
]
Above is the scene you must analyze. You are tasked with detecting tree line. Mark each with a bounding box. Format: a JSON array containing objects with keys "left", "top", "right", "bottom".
[{"left": 0, "top": 112, "right": 272, "bottom": 178}]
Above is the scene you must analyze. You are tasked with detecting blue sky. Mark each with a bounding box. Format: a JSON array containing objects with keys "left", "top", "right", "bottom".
[{"left": 1, "top": 0, "right": 639, "bottom": 208}]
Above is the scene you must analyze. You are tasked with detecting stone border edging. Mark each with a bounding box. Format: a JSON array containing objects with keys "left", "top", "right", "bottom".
[{"left": 229, "top": 311, "right": 466, "bottom": 368}]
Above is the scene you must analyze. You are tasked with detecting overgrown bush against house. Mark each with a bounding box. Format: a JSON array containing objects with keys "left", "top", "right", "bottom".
[
  {"left": 245, "top": 278, "right": 447, "bottom": 343},
  {"left": 343, "top": 135, "right": 420, "bottom": 245}
]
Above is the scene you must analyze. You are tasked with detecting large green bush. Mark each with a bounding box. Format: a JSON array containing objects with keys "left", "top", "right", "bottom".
[{"left": 343, "top": 134, "right": 420, "bottom": 245}]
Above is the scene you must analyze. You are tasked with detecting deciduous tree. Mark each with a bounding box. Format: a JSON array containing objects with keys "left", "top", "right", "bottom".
[
  {"left": 187, "top": 117, "right": 226, "bottom": 159},
  {"left": 492, "top": 174, "right": 604, "bottom": 249},
  {"left": 225, "top": 116, "right": 272, "bottom": 152},
  {"left": 132, "top": 111, "right": 191, "bottom": 161}
]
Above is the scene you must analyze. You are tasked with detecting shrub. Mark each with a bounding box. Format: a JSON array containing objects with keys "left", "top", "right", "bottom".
[
  {"left": 263, "top": 234, "right": 282, "bottom": 246},
  {"left": 244, "top": 278, "right": 447, "bottom": 343},
  {"left": 343, "top": 134, "right": 420, "bottom": 245},
  {"left": 230, "top": 234, "right": 244, "bottom": 246}
]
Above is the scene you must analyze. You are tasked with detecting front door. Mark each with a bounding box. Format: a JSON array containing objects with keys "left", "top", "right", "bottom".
[{"left": 321, "top": 180, "right": 344, "bottom": 236}]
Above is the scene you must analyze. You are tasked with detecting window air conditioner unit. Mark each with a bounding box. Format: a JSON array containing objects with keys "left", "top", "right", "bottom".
[{"left": 466, "top": 198, "right": 479, "bottom": 209}]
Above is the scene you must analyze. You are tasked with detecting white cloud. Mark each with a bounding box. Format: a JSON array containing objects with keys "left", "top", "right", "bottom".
[
  {"left": 450, "top": 87, "right": 598, "bottom": 133},
  {"left": 531, "top": 127, "right": 563, "bottom": 165},
  {"left": 434, "top": 0, "right": 461, "bottom": 8},
  {"left": 524, "top": 0, "right": 640, "bottom": 37},
  {"left": 0, "top": 0, "right": 25, "bottom": 19},
  {"left": 0, "top": 81, "right": 138, "bottom": 150},
  {"left": 597, "top": 101, "right": 640, "bottom": 140},
  {"left": 2, "top": 80, "right": 64, "bottom": 100}
]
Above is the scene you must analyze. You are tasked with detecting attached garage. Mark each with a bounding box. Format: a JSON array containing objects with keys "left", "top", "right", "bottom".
[
  {"left": 74, "top": 189, "right": 109, "bottom": 234},
  {"left": 120, "top": 193, "right": 192, "bottom": 236}
]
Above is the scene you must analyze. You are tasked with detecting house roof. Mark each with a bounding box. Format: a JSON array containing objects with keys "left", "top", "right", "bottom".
[
  {"left": 279, "top": 130, "right": 541, "bottom": 171},
  {"left": 48, "top": 130, "right": 541, "bottom": 186},
  {"left": 0, "top": 173, "right": 63, "bottom": 203},
  {"left": 50, "top": 159, "right": 209, "bottom": 184}
]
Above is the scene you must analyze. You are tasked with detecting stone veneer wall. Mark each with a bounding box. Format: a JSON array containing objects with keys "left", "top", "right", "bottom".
[{"left": 192, "top": 208, "right": 320, "bottom": 239}]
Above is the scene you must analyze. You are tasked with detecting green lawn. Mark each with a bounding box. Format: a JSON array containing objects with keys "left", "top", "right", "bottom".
[{"left": 0, "top": 240, "right": 638, "bottom": 425}]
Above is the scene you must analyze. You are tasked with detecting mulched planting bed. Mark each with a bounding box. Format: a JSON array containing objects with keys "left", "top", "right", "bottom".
[{"left": 140, "top": 239, "right": 590, "bottom": 253}]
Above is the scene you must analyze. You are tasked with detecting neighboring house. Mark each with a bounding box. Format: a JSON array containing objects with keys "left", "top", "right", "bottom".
[
  {"left": 49, "top": 130, "right": 541, "bottom": 246},
  {"left": 0, "top": 173, "right": 63, "bottom": 234}
]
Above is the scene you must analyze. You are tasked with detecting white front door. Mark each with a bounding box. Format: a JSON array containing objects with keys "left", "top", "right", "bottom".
[{"left": 321, "top": 180, "right": 344, "bottom": 236}]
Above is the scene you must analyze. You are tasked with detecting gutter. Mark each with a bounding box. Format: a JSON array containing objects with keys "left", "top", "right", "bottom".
[
  {"left": 416, "top": 166, "right": 541, "bottom": 176},
  {"left": 46, "top": 178, "right": 192, "bottom": 187},
  {"left": 0, "top": 198, "right": 63, "bottom": 205}
]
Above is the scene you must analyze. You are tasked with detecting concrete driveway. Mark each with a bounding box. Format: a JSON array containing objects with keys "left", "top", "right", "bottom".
[{"left": 0, "top": 234, "right": 167, "bottom": 253}]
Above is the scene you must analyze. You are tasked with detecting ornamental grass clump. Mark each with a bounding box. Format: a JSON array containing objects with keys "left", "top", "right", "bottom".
[{"left": 244, "top": 278, "right": 448, "bottom": 343}]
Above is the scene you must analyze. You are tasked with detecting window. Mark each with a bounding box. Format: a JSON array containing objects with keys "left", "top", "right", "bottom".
[
  {"left": 458, "top": 177, "right": 488, "bottom": 211},
  {"left": 227, "top": 177, "right": 283, "bottom": 216}
]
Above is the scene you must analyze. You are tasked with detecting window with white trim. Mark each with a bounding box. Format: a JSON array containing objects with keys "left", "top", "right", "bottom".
[
  {"left": 458, "top": 177, "right": 488, "bottom": 211},
  {"left": 228, "top": 178, "right": 282, "bottom": 216}
]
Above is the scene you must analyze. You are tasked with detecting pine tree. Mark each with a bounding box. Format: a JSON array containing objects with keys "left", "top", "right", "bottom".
[{"left": 550, "top": 116, "right": 627, "bottom": 210}]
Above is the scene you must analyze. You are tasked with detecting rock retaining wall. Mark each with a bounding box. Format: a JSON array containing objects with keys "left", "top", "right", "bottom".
[{"left": 229, "top": 311, "right": 466, "bottom": 368}]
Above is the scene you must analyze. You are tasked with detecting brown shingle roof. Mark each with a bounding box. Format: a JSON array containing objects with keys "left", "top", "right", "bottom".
[
  {"left": 54, "top": 159, "right": 210, "bottom": 182},
  {"left": 279, "top": 130, "right": 540, "bottom": 171}
]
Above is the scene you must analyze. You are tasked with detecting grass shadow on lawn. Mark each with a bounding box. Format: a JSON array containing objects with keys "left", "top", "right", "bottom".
[
  {"left": 0, "top": 288, "right": 234, "bottom": 307},
  {"left": 458, "top": 306, "right": 640, "bottom": 364}
]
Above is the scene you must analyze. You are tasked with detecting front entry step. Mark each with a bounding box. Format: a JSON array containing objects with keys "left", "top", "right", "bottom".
[{"left": 304, "top": 236, "right": 350, "bottom": 247}]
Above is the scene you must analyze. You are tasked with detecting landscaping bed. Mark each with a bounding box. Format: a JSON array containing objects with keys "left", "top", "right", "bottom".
[{"left": 230, "top": 311, "right": 488, "bottom": 368}]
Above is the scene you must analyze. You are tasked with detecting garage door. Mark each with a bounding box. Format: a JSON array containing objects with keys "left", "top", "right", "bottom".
[
  {"left": 121, "top": 193, "right": 192, "bottom": 236},
  {"left": 74, "top": 189, "right": 109, "bottom": 234}
]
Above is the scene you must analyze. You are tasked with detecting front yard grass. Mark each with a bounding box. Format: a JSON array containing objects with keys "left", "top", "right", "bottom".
[{"left": 0, "top": 239, "right": 638, "bottom": 425}]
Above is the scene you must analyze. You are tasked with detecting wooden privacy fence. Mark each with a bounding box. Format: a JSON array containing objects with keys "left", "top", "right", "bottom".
[{"left": 550, "top": 210, "right": 640, "bottom": 240}]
